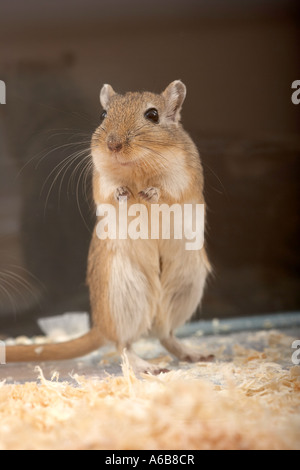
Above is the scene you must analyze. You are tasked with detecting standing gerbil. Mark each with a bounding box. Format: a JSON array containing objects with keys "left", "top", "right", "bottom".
[{"left": 6, "top": 81, "right": 212, "bottom": 373}]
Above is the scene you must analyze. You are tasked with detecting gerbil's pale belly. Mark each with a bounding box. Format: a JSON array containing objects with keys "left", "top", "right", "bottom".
[
  {"left": 107, "top": 237, "right": 208, "bottom": 344},
  {"left": 107, "top": 238, "right": 160, "bottom": 345}
]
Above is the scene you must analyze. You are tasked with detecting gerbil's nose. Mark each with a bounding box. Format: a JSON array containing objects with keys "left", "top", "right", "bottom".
[{"left": 107, "top": 135, "right": 123, "bottom": 153}]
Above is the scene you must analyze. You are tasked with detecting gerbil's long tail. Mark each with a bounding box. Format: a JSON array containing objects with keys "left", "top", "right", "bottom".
[{"left": 5, "top": 327, "right": 104, "bottom": 363}]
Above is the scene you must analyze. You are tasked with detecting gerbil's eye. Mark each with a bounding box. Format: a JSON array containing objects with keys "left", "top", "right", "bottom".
[
  {"left": 100, "top": 110, "right": 107, "bottom": 123},
  {"left": 144, "top": 108, "right": 159, "bottom": 124}
]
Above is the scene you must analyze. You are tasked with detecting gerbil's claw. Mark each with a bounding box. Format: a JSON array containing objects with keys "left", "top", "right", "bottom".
[
  {"left": 138, "top": 187, "right": 160, "bottom": 203},
  {"left": 114, "top": 186, "right": 132, "bottom": 202}
]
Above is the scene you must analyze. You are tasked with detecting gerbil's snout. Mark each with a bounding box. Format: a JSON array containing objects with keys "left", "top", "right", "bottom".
[{"left": 107, "top": 134, "right": 123, "bottom": 153}]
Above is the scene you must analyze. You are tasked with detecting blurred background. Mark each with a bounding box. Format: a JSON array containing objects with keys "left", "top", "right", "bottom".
[{"left": 0, "top": 0, "right": 299, "bottom": 336}]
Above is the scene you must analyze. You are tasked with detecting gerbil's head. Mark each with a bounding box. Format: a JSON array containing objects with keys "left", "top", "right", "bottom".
[{"left": 92, "top": 81, "right": 187, "bottom": 175}]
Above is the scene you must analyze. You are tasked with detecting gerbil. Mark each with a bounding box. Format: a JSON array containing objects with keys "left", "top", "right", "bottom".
[{"left": 6, "top": 81, "right": 212, "bottom": 373}]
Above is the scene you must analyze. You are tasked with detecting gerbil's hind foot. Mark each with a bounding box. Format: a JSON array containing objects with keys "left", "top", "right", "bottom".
[
  {"left": 114, "top": 186, "right": 132, "bottom": 202},
  {"left": 123, "top": 348, "right": 169, "bottom": 375},
  {"left": 138, "top": 187, "right": 160, "bottom": 203},
  {"left": 161, "top": 335, "right": 214, "bottom": 363}
]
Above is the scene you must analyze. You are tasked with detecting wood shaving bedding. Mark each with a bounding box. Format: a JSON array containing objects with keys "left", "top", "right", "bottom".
[{"left": 0, "top": 330, "right": 299, "bottom": 450}]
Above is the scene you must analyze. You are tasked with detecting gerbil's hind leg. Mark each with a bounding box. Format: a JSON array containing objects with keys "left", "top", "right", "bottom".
[
  {"left": 120, "top": 346, "right": 169, "bottom": 375},
  {"left": 161, "top": 334, "right": 214, "bottom": 363}
]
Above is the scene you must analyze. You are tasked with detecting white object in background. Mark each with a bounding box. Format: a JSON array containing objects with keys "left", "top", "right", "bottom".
[{"left": 38, "top": 312, "right": 90, "bottom": 342}]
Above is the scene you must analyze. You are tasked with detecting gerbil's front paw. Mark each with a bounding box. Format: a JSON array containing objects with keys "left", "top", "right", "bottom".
[
  {"left": 114, "top": 186, "right": 132, "bottom": 202},
  {"left": 138, "top": 187, "right": 160, "bottom": 203}
]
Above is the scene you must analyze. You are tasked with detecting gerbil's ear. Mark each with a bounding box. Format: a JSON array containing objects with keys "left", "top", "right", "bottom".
[
  {"left": 162, "top": 80, "right": 187, "bottom": 122},
  {"left": 100, "top": 84, "right": 116, "bottom": 109}
]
